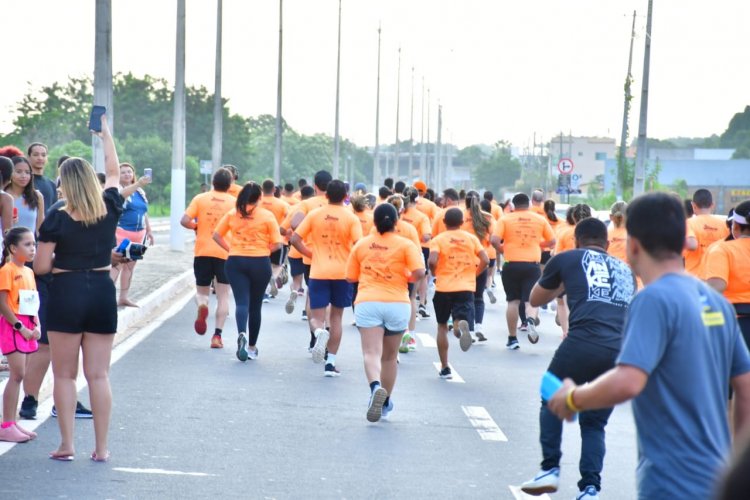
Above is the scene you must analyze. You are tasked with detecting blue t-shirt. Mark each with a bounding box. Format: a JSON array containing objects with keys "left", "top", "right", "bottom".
[
  {"left": 538, "top": 248, "right": 635, "bottom": 350},
  {"left": 118, "top": 189, "right": 148, "bottom": 231},
  {"left": 617, "top": 273, "right": 750, "bottom": 499}
]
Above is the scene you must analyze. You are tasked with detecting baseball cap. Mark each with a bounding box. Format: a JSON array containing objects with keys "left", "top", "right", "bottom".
[{"left": 413, "top": 180, "right": 427, "bottom": 193}]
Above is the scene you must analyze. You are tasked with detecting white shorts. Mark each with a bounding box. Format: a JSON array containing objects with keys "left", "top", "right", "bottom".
[{"left": 354, "top": 301, "right": 411, "bottom": 334}]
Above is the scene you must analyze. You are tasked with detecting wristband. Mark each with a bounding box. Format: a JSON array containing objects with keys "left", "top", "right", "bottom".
[{"left": 566, "top": 387, "right": 583, "bottom": 413}]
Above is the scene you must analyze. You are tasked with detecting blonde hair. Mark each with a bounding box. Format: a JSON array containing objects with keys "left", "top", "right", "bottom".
[
  {"left": 610, "top": 201, "right": 627, "bottom": 228},
  {"left": 59, "top": 158, "right": 107, "bottom": 226},
  {"left": 386, "top": 194, "right": 405, "bottom": 215},
  {"left": 351, "top": 194, "right": 369, "bottom": 213}
]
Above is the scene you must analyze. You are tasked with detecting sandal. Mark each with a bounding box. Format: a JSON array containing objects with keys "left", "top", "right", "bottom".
[
  {"left": 49, "top": 451, "right": 75, "bottom": 461},
  {"left": 91, "top": 451, "right": 110, "bottom": 462}
]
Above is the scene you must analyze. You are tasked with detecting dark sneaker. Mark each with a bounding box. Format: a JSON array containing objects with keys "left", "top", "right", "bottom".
[
  {"left": 476, "top": 332, "right": 488, "bottom": 342},
  {"left": 439, "top": 366, "right": 453, "bottom": 379},
  {"left": 506, "top": 337, "right": 520, "bottom": 350},
  {"left": 301, "top": 310, "right": 308, "bottom": 321},
  {"left": 418, "top": 305, "right": 431, "bottom": 319},
  {"left": 518, "top": 322, "right": 529, "bottom": 332},
  {"left": 324, "top": 363, "right": 340, "bottom": 377},
  {"left": 75, "top": 402, "right": 93, "bottom": 419},
  {"left": 366, "top": 386, "right": 388, "bottom": 422},
  {"left": 19, "top": 395, "right": 38, "bottom": 420},
  {"left": 236, "top": 333, "right": 248, "bottom": 362}
]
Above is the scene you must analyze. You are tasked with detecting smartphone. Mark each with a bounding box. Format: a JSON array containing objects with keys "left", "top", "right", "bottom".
[
  {"left": 89, "top": 105, "right": 106, "bottom": 132},
  {"left": 144, "top": 168, "right": 153, "bottom": 179},
  {"left": 540, "top": 371, "right": 562, "bottom": 401}
]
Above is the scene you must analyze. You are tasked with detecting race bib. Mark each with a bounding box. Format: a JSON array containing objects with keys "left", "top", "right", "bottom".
[{"left": 19, "top": 289, "right": 40, "bottom": 316}]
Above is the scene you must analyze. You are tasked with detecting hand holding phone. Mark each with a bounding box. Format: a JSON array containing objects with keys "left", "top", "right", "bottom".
[
  {"left": 144, "top": 168, "right": 152, "bottom": 179},
  {"left": 89, "top": 105, "right": 106, "bottom": 133}
]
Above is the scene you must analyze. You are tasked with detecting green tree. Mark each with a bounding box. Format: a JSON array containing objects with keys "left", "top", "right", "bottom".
[{"left": 472, "top": 141, "right": 521, "bottom": 195}]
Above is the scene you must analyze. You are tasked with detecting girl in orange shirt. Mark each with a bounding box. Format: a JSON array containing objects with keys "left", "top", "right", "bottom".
[
  {"left": 463, "top": 193, "right": 493, "bottom": 342},
  {"left": 214, "top": 183, "right": 283, "bottom": 362},
  {"left": 607, "top": 201, "right": 628, "bottom": 262},
  {"left": 0, "top": 227, "right": 41, "bottom": 443}
]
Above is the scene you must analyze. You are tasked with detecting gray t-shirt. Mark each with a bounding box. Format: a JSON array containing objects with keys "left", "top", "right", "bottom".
[{"left": 617, "top": 273, "right": 750, "bottom": 499}]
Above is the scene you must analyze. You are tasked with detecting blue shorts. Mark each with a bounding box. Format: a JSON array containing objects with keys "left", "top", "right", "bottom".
[
  {"left": 308, "top": 279, "right": 353, "bottom": 309},
  {"left": 354, "top": 301, "right": 410, "bottom": 334},
  {"left": 288, "top": 257, "right": 305, "bottom": 277}
]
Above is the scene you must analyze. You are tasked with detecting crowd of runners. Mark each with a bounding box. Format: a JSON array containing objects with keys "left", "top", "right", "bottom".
[{"left": 1, "top": 116, "right": 750, "bottom": 499}]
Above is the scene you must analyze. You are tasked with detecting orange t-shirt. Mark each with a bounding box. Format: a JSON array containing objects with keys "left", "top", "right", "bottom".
[
  {"left": 294, "top": 204, "right": 363, "bottom": 280},
  {"left": 282, "top": 195, "right": 299, "bottom": 206},
  {"left": 355, "top": 210, "right": 374, "bottom": 236},
  {"left": 260, "top": 195, "right": 290, "bottom": 225},
  {"left": 184, "top": 190, "right": 236, "bottom": 259},
  {"left": 293, "top": 195, "right": 329, "bottom": 264},
  {"left": 491, "top": 204, "right": 503, "bottom": 221},
  {"left": 400, "top": 207, "right": 432, "bottom": 248},
  {"left": 346, "top": 232, "right": 424, "bottom": 304},
  {"left": 685, "top": 215, "right": 730, "bottom": 276},
  {"left": 607, "top": 225, "right": 628, "bottom": 262},
  {"left": 431, "top": 206, "right": 464, "bottom": 237},
  {"left": 369, "top": 220, "right": 420, "bottom": 248},
  {"left": 215, "top": 206, "right": 282, "bottom": 257},
  {"left": 704, "top": 238, "right": 750, "bottom": 304},
  {"left": 494, "top": 210, "right": 555, "bottom": 263},
  {"left": 461, "top": 210, "right": 496, "bottom": 250},
  {"left": 429, "top": 230, "right": 484, "bottom": 293},
  {"left": 0, "top": 261, "right": 37, "bottom": 315},
  {"left": 530, "top": 205, "right": 545, "bottom": 216},
  {"left": 554, "top": 223, "right": 576, "bottom": 254},
  {"left": 415, "top": 197, "right": 439, "bottom": 221},
  {"left": 227, "top": 183, "right": 242, "bottom": 198}
]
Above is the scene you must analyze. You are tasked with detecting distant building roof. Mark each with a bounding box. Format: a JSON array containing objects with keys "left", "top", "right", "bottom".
[
  {"left": 648, "top": 148, "right": 736, "bottom": 161},
  {"left": 604, "top": 159, "right": 750, "bottom": 191}
]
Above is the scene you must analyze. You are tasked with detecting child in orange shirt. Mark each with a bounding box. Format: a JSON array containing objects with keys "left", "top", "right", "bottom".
[{"left": 0, "top": 227, "right": 41, "bottom": 443}]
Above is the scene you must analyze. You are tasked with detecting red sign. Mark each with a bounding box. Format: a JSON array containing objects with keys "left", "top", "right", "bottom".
[{"left": 557, "top": 158, "right": 574, "bottom": 174}]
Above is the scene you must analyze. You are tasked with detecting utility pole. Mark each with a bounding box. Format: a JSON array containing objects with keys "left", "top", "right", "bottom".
[
  {"left": 426, "top": 88, "right": 431, "bottom": 186},
  {"left": 273, "top": 0, "right": 283, "bottom": 183},
  {"left": 394, "top": 47, "right": 401, "bottom": 180},
  {"left": 332, "top": 0, "right": 342, "bottom": 178},
  {"left": 409, "top": 66, "right": 415, "bottom": 177},
  {"left": 373, "top": 23, "right": 382, "bottom": 187},
  {"left": 93, "top": 0, "right": 112, "bottom": 173},
  {"left": 634, "top": 0, "right": 654, "bottom": 197},
  {"left": 436, "top": 104, "right": 442, "bottom": 191},
  {"left": 170, "top": 0, "right": 187, "bottom": 251},
  {"left": 211, "top": 0, "right": 223, "bottom": 174},
  {"left": 616, "top": 10, "right": 637, "bottom": 200},
  {"left": 420, "top": 76, "right": 426, "bottom": 181}
]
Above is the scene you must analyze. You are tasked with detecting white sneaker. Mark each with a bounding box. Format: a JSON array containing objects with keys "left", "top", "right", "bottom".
[
  {"left": 285, "top": 290, "right": 297, "bottom": 314},
  {"left": 527, "top": 321, "right": 539, "bottom": 344},
  {"left": 458, "top": 320, "right": 472, "bottom": 352},
  {"left": 247, "top": 347, "right": 259, "bottom": 360},
  {"left": 486, "top": 289, "right": 497, "bottom": 304},
  {"left": 311, "top": 328, "right": 329, "bottom": 364},
  {"left": 521, "top": 468, "right": 560, "bottom": 495},
  {"left": 366, "top": 386, "right": 388, "bottom": 422},
  {"left": 575, "top": 485, "right": 599, "bottom": 500}
]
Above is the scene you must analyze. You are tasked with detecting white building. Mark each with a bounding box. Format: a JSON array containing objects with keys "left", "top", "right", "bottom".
[{"left": 548, "top": 136, "right": 616, "bottom": 194}]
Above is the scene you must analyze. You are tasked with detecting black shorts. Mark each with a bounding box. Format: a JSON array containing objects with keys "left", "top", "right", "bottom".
[
  {"left": 270, "top": 245, "right": 288, "bottom": 266},
  {"left": 47, "top": 271, "right": 117, "bottom": 334},
  {"left": 501, "top": 261, "right": 541, "bottom": 302},
  {"left": 194, "top": 257, "right": 229, "bottom": 286},
  {"left": 541, "top": 251, "right": 552, "bottom": 265},
  {"left": 432, "top": 291, "right": 474, "bottom": 325},
  {"left": 36, "top": 274, "right": 51, "bottom": 345},
  {"left": 289, "top": 257, "right": 305, "bottom": 277}
]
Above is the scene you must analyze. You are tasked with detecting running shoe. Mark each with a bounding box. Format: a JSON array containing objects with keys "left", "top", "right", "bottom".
[
  {"left": 194, "top": 304, "right": 209, "bottom": 335},
  {"left": 418, "top": 305, "right": 431, "bottom": 319},
  {"left": 407, "top": 335, "right": 417, "bottom": 351},
  {"left": 520, "top": 467, "right": 560, "bottom": 495},
  {"left": 312, "top": 328, "right": 330, "bottom": 364},
  {"left": 301, "top": 310, "right": 308, "bottom": 321},
  {"left": 438, "top": 366, "right": 453, "bottom": 379},
  {"left": 475, "top": 332, "right": 488, "bottom": 342},
  {"left": 262, "top": 294, "right": 271, "bottom": 304},
  {"left": 269, "top": 278, "right": 278, "bottom": 297},
  {"left": 518, "top": 322, "right": 529, "bottom": 332},
  {"left": 248, "top": 347, "right": 259, "bottom": 360},
  {"left": 367, "top": 386, "right": 388, "bottom": 422},
  {"left": 324, "top": 363, "right": 340, "bottom": 377},
  {"left": 506, "top": 337, "right": 520, "bottom": 350},
  {"left": 486, "top": 289, "right": 497, "bottom": 304},
  {"left": 527, "top": 321, "right": 540, "bottom": 344},
  {"left": 19, "top": 395, "right": 38, "bottom": 420},
  {"left": 458, "top": 320, "right": 472, "bottom": 352},
  {"left": 236, "top": 333, "right": 248, "bottom": 362},
  {"left": 298, "top": 287, "right": 305, "bottom": 295},
  {"left": 285, "top": 290, "right": 298, "bottom": 314},
  {"left": 381, "top": 399, "right": 394, "bottom": 420},
  {"left": 575, "top": 485, "right": 599, "bottom": 500},
  {"left": 399, "top": 332, "right": 411, "bottom": 353},
  {"left": 210, "top": 335, "right": 223, "bottom": 349},
  {"left": 51, "top": 401, "right": 93, "bottom": 419},
  {"left": 532, "top": 316, "right": 541, "bottom": 327}
]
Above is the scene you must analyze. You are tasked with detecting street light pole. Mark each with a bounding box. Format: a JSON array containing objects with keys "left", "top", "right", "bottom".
[
  {"left": 93, "top": 0, "right": 113, "bottom": 173},
  {"left": 616, "top": 10, "right": 636, "bottom": 200},
  {"left": 273, "top": 0, "right": 283, "bottom": 184},
  {"left": 373, "top": 22, "right": 382, "bottom": 187},
  {"left": 634, "top": 0, "right": 654, "bottom": 197},
  {"left": 211, "top": 0, "right": 223, "bottom": 174},
  {"left": 420, "top": 76, "right": 426, "bottom": 181},
  {"left": 409, "top": 66, "right": 414, "bottom": 177},
  {"left": 170, "top": 0, "right": 187, "bottom": 251},
  {"left": 394, "top": 47, "right": 401, "bottom": 180},
  {"left": 333, "top": 0, "right": 342, "bottom": 178}
]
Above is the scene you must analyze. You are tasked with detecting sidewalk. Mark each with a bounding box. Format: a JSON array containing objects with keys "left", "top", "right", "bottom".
[{"left": 0, "top": 222, "right": 196, "bottom": 390}]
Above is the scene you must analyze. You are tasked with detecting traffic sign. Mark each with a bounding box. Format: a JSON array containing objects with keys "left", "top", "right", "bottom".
[
  {"left": 199, "top": 160, "right": 213, "bottom": 175},
  {"left": 557, "top": 158, "right": 574, "bottom": 175}
]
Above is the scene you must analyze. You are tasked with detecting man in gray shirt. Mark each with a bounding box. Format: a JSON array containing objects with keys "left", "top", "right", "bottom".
[{"left": 548, "top": 192, "right": 750, "bottom": 499}]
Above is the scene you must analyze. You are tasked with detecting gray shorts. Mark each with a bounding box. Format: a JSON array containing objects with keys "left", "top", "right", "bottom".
[{"left": 354, "top": 301, "right": 411, "bottom": 335}]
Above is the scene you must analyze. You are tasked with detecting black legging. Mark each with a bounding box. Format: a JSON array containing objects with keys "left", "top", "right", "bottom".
[
  {"left": 470, "top": 269, "right": 488, "bottom": 330},
  {"left": 225, "top": 256, "right": 272, "bottom": 346}
]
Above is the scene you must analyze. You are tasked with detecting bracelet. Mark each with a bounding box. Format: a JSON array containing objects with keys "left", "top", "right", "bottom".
[{"left": 566, "top": 387, "right": 583, "bottom": 413}]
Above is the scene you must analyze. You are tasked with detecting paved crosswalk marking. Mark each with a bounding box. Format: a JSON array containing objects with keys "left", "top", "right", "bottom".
[
  {"left": 462, "top": 405, "right": 507, "bottom": 441},
  {"left": 433, "top": 362, "right": 465, "bottom": 383},
  {"left": 416, "top": 333, "right": 437, "bottom": 348},
  {"left": 113, "top": 467, "right": 215, "bottom": 477},
  {"left": 508, "top": 485, "right": 552, "bottom": 499}
]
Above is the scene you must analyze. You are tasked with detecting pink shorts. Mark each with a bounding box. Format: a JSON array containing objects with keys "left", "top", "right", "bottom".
[
  {"left": 116, "top": 227, "right": 147, "bottom": 246},
  {"left": 0, "top": 315, "right": 38, "bottom": 355}
]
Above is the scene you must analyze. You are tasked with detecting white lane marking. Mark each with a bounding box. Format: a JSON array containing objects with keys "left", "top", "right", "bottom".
[
  {"left": 462, "top": 405, "right": 507, "bottom": 442},
  {"left": 508, "top": 485, "right": 552, "bottom": 500},
  {"left": 433, "top": 362, "right": 465, "bottom": 383},
  {"left": 113, "top": 467, "right": 215, "bottom": 477},
  {"left": 416, "top": 333, "right": 437, "bottom": 348},
  {"left": 0, "top": 292, "right": 193, "bottom": 458}
]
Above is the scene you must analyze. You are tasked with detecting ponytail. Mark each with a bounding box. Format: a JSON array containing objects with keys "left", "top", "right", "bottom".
[
  {"left": 544, "top": 199, "right": 558, "bottom": 223},
  {"left": 237, "top": 182, "right": 262, "bottom": 218},
  {"left": 466, "top": 195, "right": 490, "bottom": 242}
]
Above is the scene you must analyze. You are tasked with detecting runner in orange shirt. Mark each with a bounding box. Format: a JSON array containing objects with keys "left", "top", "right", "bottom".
[
  {"left": 429, "top": 208, "right": 489, "bottom": 379},
  {"left": 260, "top": 179, "right": 290, "bottom": 298},
  {"left": 413, "top": 181, "right": 439, "bottom": 221},
  {"left": 461, "top": 193, "right": 494, "bottom": 343},
  {"left": 281, "top": 183, "right": 299, "bottom": 206},
  {"left": 223, "top": 164, "right": 242, "bottom": 198},
  {"left": 492, "top": 193, "right": 556, "bottom": 350},
  {"left": 352, "top": 195, "right": 374, "bottom": 235},
  {"left": 705, "top": 201, "right": 750, "bottom": 349},
  {"left": 607, "top": 201, "right": 628, "bottom": 262},
  {"left": 281, "top": 185, "right": 315, "bottom": 320},
  {"left": 685, "top": 189, "right": 730, "bottom": 277},
  {"left": 400, "top": 187, "right": 433, "bottom": 342},
  {"left": 431, "top": 188, "right": 461, "bottom": 237},
  {"left": 213, "top": 183, "right": 283, "bottom": 362},
  {"left": 291, "top": 180, "right": 363, "bottom": 377},
  {"left": 483, "top": 191, "right": 504, "bottom": 222},
  {"left": 481, "top": 199, "right": 500, "bottom": 301},
  {"left": 346, "top": 203, "right": 425, "bottom": 422},
  {"left": 530, "top": 189, "right": 546, "bottom": 216},
  {"left": 180, "top": 168, "right": 236, "bottom": 348}
]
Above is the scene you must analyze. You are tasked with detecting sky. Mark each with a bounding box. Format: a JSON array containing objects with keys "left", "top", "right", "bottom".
[{"left": 2, "top": 0, "right": 749, "bottom": 150}]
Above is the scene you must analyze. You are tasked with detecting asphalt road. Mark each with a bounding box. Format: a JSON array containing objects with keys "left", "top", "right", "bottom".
[{"left": 0, "top": 284, "right": 638, "bottom": 499}]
